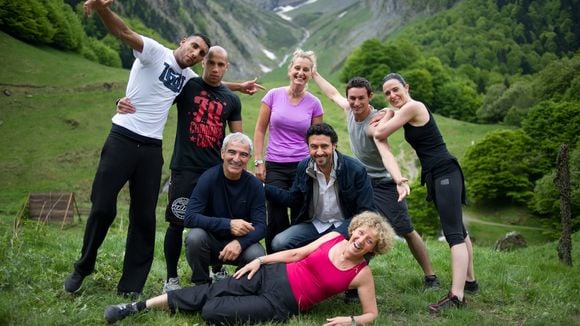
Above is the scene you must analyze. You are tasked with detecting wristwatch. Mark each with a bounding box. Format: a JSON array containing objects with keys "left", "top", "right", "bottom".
[{"left": 254, "top": 159, "right": 264, "bottom": 167}]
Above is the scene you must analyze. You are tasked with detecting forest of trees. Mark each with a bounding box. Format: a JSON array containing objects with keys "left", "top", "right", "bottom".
[{"left": 341, "top": 0, "right": 580, "bottom": 236}]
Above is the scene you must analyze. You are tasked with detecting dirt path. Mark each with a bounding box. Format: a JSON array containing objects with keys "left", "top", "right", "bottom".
[{"left": 463, "top": 213, "right": 545, "bottom": 230}]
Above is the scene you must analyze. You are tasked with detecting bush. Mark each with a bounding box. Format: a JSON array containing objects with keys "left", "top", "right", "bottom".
[
  {"left": 463, "top": 129, "right": 542, "bottom": 204},
  {"left": 406, "top": 181, "right": 440, "bottom": 238}
]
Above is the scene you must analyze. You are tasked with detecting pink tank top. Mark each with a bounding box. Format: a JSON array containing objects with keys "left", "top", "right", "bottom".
[{"left": 286, "top": 235, "right": 367, "bottom": 311}]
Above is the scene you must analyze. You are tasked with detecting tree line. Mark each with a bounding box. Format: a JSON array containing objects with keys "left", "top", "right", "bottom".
[{"left": 341, "top": 0, "right": 579, "bottom": 237}]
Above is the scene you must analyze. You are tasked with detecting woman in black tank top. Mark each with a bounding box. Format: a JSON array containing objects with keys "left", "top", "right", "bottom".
[{"left": 372, "top": 73, "right": 478, "bottom": 313}]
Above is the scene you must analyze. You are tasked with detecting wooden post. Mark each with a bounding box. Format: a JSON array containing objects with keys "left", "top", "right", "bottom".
[{"left": 555, "top": 144, "right": 572, "bottom": 266}]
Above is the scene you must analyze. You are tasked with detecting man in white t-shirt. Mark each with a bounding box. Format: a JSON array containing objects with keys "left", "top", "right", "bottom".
[{"left": 64, "top": 0, "right": 260, "bottom": 296}]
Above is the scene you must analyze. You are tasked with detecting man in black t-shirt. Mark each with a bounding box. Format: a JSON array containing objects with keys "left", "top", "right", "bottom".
[{"left": 164, "top": 46, "right": 242, "bottom": 292}]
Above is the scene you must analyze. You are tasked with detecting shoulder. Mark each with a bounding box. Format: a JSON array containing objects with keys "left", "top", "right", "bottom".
[
  {"left": 305, "top": 91, "right": 322, "bottom": 102},
  {"left": 242, "top": 171, "right": 263, "bottom": 186},
  {"left": 201, "top": 165, "right": 221, "bottom": 179},
  {"left": 339, "top": 152, "right": 364, "bottom": 168}
]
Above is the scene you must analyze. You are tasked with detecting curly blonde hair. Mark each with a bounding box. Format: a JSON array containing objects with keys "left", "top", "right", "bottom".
[{"left": 348, "top": 211, "right": 395, "bottom": 255}]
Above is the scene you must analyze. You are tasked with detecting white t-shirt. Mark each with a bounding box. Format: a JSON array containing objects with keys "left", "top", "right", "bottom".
[{"left": 112, "top": 36, "right": 198, "bottom": 139}]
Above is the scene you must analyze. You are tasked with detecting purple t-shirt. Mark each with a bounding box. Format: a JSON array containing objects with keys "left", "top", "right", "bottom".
[{"left": 262, "top": 87, "right": 324, "bottom": 162}]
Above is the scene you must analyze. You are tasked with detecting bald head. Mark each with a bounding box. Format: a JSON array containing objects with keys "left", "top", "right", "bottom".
[
  {"left": 202, "top": 46, "right": 230, "bottom": 86},
  {"left": 204, "top": 46, "right": 229, "bottom": 63}
]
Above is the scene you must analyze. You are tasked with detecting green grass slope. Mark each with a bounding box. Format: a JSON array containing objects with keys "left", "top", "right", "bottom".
[{"left": 0, "top": 214, "right": 578, "bottom": 325}]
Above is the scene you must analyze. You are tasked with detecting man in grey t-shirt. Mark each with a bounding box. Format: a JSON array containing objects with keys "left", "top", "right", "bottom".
[{"left": 312, "top": 72, "right": 439, "bottom": 289}]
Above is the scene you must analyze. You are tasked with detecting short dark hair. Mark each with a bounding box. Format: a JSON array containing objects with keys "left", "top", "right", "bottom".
[
  {"left": 345, "top": 77, "right": 373, "bottom": 97},
  {"left": 382, "top": 73, "right": 406, "bottom": 86},
  {"left": 191, "top": 33, "right": 211, "bottom": 49},
  {"left": 306, "top": 123, "right": 338, "bottom": 145}
]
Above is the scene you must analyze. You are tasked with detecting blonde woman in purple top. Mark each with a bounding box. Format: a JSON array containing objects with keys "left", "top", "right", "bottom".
[{"left": 254, "top": 49, "right": 324, "bottom": 253}]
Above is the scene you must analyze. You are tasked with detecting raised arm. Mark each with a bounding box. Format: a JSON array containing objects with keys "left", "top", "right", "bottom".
[
  {"left": 84, "top": 0, "right": 143, "bottom": 52},
  {"left": 324, "top": 267, "right": 378, "bottom": 325},
  {"left": 312, "top": 71, "right": 350, "bottom": 112}
]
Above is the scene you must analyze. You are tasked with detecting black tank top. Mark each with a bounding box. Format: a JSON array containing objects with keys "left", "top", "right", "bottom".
[{"left": 403, "top": 109, "right": 455, "bottom": 183}]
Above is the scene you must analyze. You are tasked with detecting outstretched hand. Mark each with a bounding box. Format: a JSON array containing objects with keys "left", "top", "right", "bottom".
[
  {"left": 238, "top": 78, "right": 265, "bottom": 95},
  {"left": 396, "top": 178, "right": 410, "bottom": 202},
  {"left": 83, "top": 0, "right": 113, "bottom": 16},
  {"left": 323, "top": 316, "right": 354, "bottom": 326},
  {"left": 233, "top": 259, "right": 261, "bottom": 280}
]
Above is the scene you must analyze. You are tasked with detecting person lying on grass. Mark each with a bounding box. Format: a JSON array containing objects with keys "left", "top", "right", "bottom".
[{"left": 104, "top": 211, "right": 395, "bottom": 325}]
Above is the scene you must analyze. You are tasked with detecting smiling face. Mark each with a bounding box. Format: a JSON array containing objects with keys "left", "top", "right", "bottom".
[
  {"left": 347, "top": 87, "right": 373, "bottom": 120},
  {"left": 382, "top": 78, "right": 410, "bottom": 109},
  {"left": 345, "top": 225, "right": 378, "bottom": 256},
  {"left": 288, "top": 57, "right": 313, "bottom": 87},
  {"left": 174, "top": 36, "right": 209, "bottom": 68},
  {"left": 221, "top": 140, "right": 250, "bottom": 180},
  {"left": 307, "top": 134, "right": 336, "bottom": 171}
]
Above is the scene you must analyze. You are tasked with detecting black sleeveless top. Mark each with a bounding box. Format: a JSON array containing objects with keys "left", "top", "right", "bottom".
[{"left": 403, "top": 109, "right": 466, "bottom": 203}]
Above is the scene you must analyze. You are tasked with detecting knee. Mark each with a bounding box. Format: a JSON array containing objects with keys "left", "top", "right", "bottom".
[
  {"left": 270, "top": 234, "right": 288, "bottom": 252},
  {"left": 201, "top": 301, "right": 228, "bottom": 325},
  {"left": 445, "top": 233, "right": 465, "bottom": 247},
  {"left": 242, "top": 244, "right": 266, "bottom": 262},
  {"left": 184, "top": 229, "right": 209, "bottom": 252}
]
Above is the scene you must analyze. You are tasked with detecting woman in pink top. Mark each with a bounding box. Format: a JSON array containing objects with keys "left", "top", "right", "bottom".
[
  {"left": 254, "top": 49, "right": 324, "bottom": 253},
  {"left": 103, "top": 211, "right": 395, "bottom": 325}
]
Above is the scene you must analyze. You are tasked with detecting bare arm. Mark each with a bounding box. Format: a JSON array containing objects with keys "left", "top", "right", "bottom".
[
  {"left": 233, "top": 231, "right": 341, "bottom": 280},
  {"left": 253, "top": 103, "right": 271, "bottom": 182},
  {"left": 223, "top": 78, "right": 265, "bottom": 95},
  {"left": 84, "top": 0, "right": 143, "bottom": 52},
  {"left": 324, "top": 267, "right": 378, "bottom": 325},
  {"left": 373, "top": 137, "right": 410, "bottom": 201},
  {"left": 312, "top": 71, "right": 350, "bottom": 112},
  {"left": 228, "top": 120, "right": 243, "bottom": 133}
]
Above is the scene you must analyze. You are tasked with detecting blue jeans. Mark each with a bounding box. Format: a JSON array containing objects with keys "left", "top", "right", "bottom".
[{"left": 270, "top": 219, "right": 351, "bottom": 252}]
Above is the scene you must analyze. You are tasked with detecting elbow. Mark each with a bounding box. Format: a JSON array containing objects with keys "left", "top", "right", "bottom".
[{"left": 373, "top": 129, "right": 386, "bottom": 142}]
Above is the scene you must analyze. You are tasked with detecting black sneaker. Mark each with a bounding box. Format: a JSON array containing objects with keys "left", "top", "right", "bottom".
[
  {"left": 104, "top": 303, "right": 138, "bottom": 324},
  {"left": 424, "top": 275, "right": 440, "bottom": 289},
  {"left": 428, "top": 291, "right": 466, "bottom": 313},
  {"left": 344, "top": 289, "right": 360, "bottom": 304},
  {"left": 64, "top": 270, "right": 85, "bottom": 294},
  {"left": 117, "top": 291, "right": 142, "bottom": 301},
  {"left": 464, "top": 280, "right": 479, "bottom": 294}
]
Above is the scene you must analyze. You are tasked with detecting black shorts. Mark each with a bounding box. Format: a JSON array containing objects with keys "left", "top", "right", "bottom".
[
  {"left": 165, "top": 170, "right": 203, "bottom": 226},
  {"left": 372, "top": 177, "right": 414, "bottom": 236}
]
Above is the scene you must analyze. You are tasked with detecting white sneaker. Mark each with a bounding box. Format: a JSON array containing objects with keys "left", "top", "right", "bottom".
[{"left": 163, "top": 277, "right": 181, "bottom": 293}]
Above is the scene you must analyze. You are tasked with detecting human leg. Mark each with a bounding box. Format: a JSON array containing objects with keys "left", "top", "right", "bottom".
[
  {"left": 372, "top": 179, "right": 436, "bottom": 278},
  {"left": 66, "top": 133, "right": 136, "bottom": 293},
  {"left": 201, "top": 263, "right": 298, "bottom": 324},
  {"left": 118, "top": 142, "right": 162, "bottom": 293},
  {"left": 164, "top": 171, "right": 200, "bottom": 289},
  {"left": 433, "top": 168, "right": 469, "bottom": 301},
  {"left": 236, "top": 243, "right": 266, "bottom": 267},
  {"left": 265, "top": 161, "right": 298, "bottom": 253},
  {"left": 104, "top": 293, "right": 170, "bottom": 323},
  {"left": 270, "top": 223, "right": 321, "bottom": 252},
  {"left": 184, "top": 228, "right": 220, "bottom": 284}
]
